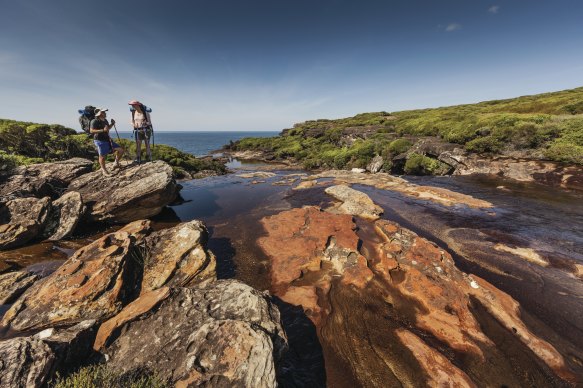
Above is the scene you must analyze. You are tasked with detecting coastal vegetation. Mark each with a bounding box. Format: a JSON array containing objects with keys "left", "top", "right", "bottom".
[
  {"left": 0, "top": 119, "right": 225, "bottom": 178},
  {"left": 231, "top": 87, "right": 583, "bottom": 171}
]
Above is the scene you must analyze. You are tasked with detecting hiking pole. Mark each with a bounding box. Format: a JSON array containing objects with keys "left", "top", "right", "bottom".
[{"left": 113, "top": 123, "right": 132, "bottom": 163}]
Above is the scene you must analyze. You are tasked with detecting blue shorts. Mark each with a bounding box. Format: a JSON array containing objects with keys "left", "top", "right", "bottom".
[{"left": 94, "top": 140, "right": 120, "bottom": 156}]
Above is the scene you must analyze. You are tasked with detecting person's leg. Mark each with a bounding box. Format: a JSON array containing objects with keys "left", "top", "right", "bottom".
[
  {"left": 134, "top": 131, "right": 141, "bottom": 163},
  {"left": 145, "top": 138, "right": 151, "bottom": 161},
  {"left": 114, "top": 147, "right": 123, "bottom": 167},
  {"left": 99, "top": 155, "right": 110, "bottom": 176}
]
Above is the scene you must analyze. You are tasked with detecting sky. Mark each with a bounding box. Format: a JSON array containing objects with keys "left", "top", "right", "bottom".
[{"left": 1, "top": 0, "right": 583, "bottom": 132}]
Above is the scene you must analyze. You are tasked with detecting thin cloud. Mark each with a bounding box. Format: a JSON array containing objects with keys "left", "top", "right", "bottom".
[
  {"left": 445, "top": 23, "right": 462, "bottom": 32},
  {"left": 488, "top": 5, "right": 500, "bottom": 14}
]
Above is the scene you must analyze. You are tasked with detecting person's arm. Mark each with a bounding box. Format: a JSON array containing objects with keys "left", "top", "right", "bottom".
[{"left": 90, "top": 119, "right": 115, "bottom": 134}]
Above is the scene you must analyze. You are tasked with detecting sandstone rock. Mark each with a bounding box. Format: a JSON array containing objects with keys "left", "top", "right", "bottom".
[
  {"left": 304, "top": 170, "right": 493, "bottom": 208},
  {"left": 237, "top": 171, "right": 276, "bottom": 179},
  {"left": 141, "top": 220, "right": 216, "bottom": 293},
  {"left": 0, "top": 271, "right": 40, "bottom": 304},
  {"left": 1, "top": 221, "right": 151, "bottom": 331},
  {"left": 0, "top": 158, "right": 93, "bottom": 200},
  {"left": 494, "top": 243, "right": 549, "bottom": 267},
  {"left": 0, "top": 337, "right": 55, "bottom": 388},
  {"left": 43, "top": 191, "right": 85, "bottom": 241},
  {"left": 366, "top": 155, "right": 384, "bottom": 173},
  {"left": 0, "top": 197, "right": 51, "bottom": 250},
  {"left": 324, "top": 184, "right": 383, "bottom": 220},
  {"left": 351, "top": 168, "right": 366, "bottom": 173},
  {"left": 67, "top": 161, "right": 179, "bottom": 223},
  {"left": 97, "top": 280, "right": 287, "bottom": 388}
]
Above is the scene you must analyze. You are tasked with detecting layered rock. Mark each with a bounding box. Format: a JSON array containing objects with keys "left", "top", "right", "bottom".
[
  {"left": 67, "top": 161, "right": 179, "bottom": 223},
  {"left": 1, "top": 221, "right": 151, "bottom": 331},
  {"left": 258, "top": 206, "right": 577, "bottom": 386},
  {"left": 301, "top": 170, "right": 493, "bottom": 208},
  {"left": 95, "top": 280, "right": 287, "bottom": 388},
  {"left": 0, "top": 197, "right": 51, "bottom": 250},
  {"left": 42, "top": 191, "right": 85, "bottom": 241},
  {"left": 324, "top": 184, "right": 383, "bottom": 220},
  {"left": 0, "top": 337, "right": 55, "bottom": 388},
  {"left": 0, "top": 271, "right": 40, "bottom": 304},
  {"left": 0, "top": 158, "right": 93, "bottom": 199},
  {"left": 140, "top": 220, "right": 216, "bottom": 293}
]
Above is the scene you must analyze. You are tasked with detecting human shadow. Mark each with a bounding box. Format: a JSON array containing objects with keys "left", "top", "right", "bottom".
[
  {"left": 271, "top": 296, "right": 327, "bottom": 388},
  {"left": 206, "top": 230, "right": 237, "bottom": 279}
]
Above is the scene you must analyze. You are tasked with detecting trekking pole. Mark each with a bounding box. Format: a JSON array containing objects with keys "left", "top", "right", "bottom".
[{"left": 113, "top": 123, "right": 132, "bottom": 163}]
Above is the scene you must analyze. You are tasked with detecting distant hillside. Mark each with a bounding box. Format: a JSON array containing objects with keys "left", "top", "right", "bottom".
[{"left": 232, "top": 87, "right": 583, "bottom": 172}]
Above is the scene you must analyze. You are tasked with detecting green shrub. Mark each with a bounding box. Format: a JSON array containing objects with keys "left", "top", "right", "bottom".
[
  {"left": 465, "top": 136, "right": 503, "bottom": 153},
  {"left": 404, "top": 153, "right": 441, "bottom": 175},
  {"left": 544, "top": 143, "right": 583, "bottom": 164},
  {"left": 52, "top": 364, "right": 168, "bottom": 388},
  {"left": 387, "top": 139, "right": 412, "bottom": 155}
]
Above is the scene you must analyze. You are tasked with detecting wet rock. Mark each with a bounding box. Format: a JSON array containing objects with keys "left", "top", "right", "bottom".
[
  {"left": 0, "top": 336, "right": 55, "bottom": 388},
  {"left": 42, "top": 191, "right": 85, "bottom": 241},
  {"left": 305, "top": 170, "right": 493, "bottom": 208},
  {"left": 324, "top": 184, "right": 383, "bottom": 220},
  {"left": 1, "top": 221, "right": 151, "bottom": 331},
  {"left": 293, "top": 180, "right": 318, "bottom": 190},
  {"left": 237, "top": 171, "right": 276, "bottom": 179},
  {"left": 366, "top": 155, "right": 384, "bottom": 173},
  {"left": 0, "top": 271, "right": 40, "bottom": 304},
  {"left": 494, "top": 243, "right": 549, "bottom": 267},
  {"left": 0, "top": 197, "right": 51, "bottom": 250},
  {"left": 141, "top": 220, "right": 216, "bottom": 293},
  {"left": 0, "top": 158, "right": 93, "bottom": 199},
  {"left": 96, "top": 280, "right": 287, "bottom": 388},
  {"left": 67, "top": 161, "right": 179, "bottom": 223}
]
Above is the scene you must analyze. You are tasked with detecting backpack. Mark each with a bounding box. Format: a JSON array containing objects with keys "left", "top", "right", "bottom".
[{"left": 78, "top": 105, "right": 96, "bottom": 134}]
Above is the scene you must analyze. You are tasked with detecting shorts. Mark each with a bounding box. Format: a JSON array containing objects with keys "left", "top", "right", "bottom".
[
  {"left": 134, "top": 128, "right": 152, "bottom": 141},
  {"left": 94, "top": 139, "right": 120, "bottom": 156}
]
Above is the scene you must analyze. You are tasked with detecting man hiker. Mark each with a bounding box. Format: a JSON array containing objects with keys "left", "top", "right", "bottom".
[{"left": 90, "top": 108, "right": 124, "bottom": 176}]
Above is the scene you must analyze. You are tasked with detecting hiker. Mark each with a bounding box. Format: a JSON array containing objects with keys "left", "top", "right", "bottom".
[
  {"left": 129, "top": 100, "right": 152, "bottom": 163},
  {"left": 90, "top": 108, "right": 124, "bottom": 176}
]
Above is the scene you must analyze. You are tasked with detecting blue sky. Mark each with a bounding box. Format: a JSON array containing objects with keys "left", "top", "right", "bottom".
[{"left": 1, "top": 0, "right": 582, "bottom": 131}]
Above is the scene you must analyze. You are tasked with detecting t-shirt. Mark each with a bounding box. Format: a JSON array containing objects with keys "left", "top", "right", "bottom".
[
  {"left": 133, "top": 110, "right": 150, "bottom": 129},
  {"left": 90, "top": 118, "right": 110, "bottom": 142}
]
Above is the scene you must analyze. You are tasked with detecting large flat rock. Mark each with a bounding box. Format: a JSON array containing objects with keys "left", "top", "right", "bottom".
[
  {"left": 0, "top": 197, "right": 51, "bottom": 250},
  {"left": 67, "top": 160, "right": 179, "bottom": 223}
]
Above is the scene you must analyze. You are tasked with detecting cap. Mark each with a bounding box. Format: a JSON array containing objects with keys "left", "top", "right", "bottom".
[{"left": 95, "top": 108, "right": 108, "bottom": 116}]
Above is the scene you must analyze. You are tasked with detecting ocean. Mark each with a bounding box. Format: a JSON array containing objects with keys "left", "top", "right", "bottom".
[{"left": 116, "top": 131, "right": 279, "bottom": 156}]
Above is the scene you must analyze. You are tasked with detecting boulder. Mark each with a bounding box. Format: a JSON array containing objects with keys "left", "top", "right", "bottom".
[
  {"left": 1, "top": 221, "right": 152, "bottom": 331},
  {"left": 140, "top": 220, "right": 216, "bottom": 293},
  {"left": 0, "top": 337, "right": 55, "bottom": 388},
  {"left": 42, "top": 191, "right": 85, "bottom": 241},
  {"left": 0, "top": 197, "right": 51, "bottom": 250},
  {"left": 324, "top": 184, "right": 383, "bottom": 220},
  {"left": 0, "top": 271, "right": 40, "bottom": 304},
  {"left": 366, "top": 155, "right": 384, "bottom": 173},
  {"left": 67, "top": 161, "right": 179, "bottom": 223},
  {"left": 0, "top": 158, "right": 93, "bottom": 199},
  {"left": 96, "top": 280, "right": 287, "bottom": 388}
]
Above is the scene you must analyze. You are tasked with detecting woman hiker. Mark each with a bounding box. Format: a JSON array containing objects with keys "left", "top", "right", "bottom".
[
  {"left": 129, "top": 100, "right": 152, "bottom": 163},
  {"left": 90, "top": 108, "right": 124, "bottom": 176}
]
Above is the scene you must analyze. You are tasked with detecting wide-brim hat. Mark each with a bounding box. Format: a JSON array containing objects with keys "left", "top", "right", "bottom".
[{"left": 128, "top": 100, "right": 141, "bottom": 106}]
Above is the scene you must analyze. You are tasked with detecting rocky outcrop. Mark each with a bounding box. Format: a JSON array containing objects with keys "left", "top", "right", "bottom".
[
  {"left": 0, "top": 337, "right": 55, "bottom": 388},
  {"left": 324, "top": 184, "right": 383, "bottom": 220},
  {"left": 0, "top": 158, "right": 93, "bottom": 199},
  {"left": 366, "top": 155, "right": 384, "bottom": 173},
  {"left": 1, "top": 221, "right": 151, "bottom": 331},
  {"left": 96, "top": 280, "right": 287, "bottom": 388},
  {"left": 140, "top": 220, "right": 216, "bottom": 293},
  {"left": 67, "top": 161, "right": 179, "bottom": 223},
  {"left": 258, "top": 206, "right": 577, "bottom": 386},
  {"left": 302, "top": 170, "right": 493, "bottom": 208},
  {"left": 0, "top": 271, "right": 40, "bottom": 304},
  {"left": 0, "top": 197, "right": 51, "bottom": 250},
  {"left": 42, "top": 191, "right": 85, "bottom": 241}
]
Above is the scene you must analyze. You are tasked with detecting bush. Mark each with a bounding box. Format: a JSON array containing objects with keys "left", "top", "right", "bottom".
[
  {"left": 387, "top": 139, "right": 412, "bottom": 155},
  {"left": 465, "top": 136, "right": 503, "bottom": 153},
  {"left": 404, "top": 153, "right": 441, "bottom": 175},
  {"left": 544, "top": 143, "right": 583, "bottom": 165},
  {"left": 52, "top": 364, "right": 168, "bottom": 388}
]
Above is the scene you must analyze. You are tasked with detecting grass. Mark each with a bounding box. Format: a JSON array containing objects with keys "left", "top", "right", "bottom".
[
  {"left": 52, "top": 364, "right": 168, "bottom": 388},
  {"left": 232, "top": 86, "right": 583, "bottom": 173}
]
